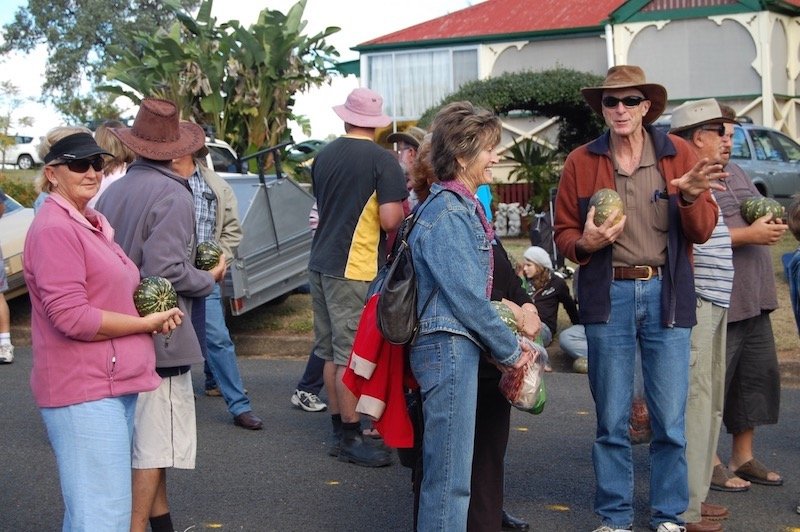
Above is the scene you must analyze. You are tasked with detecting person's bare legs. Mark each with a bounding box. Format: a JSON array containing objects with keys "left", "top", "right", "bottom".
[
  {"left": 131, "top": 468, "right": 165, "bottom": 532},
  {"left": 0, "top": 294, "right": 10, "bottom": 334},
  {"left": 323, "top": 360, "right": 340, "bottom": 415},
  {"left": 335, "top": 364, "right": 359, "bottom": 424},
  {"left": 729, "top": 429, "right": 782, "bottom": 482}
]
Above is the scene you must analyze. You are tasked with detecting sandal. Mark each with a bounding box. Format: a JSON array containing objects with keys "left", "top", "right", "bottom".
[
  {"left": 734, "top": 458, "right": 783, "bottom": 486},
  {"left": 710, "top": 463, "right": 749, "bottom": 492}
]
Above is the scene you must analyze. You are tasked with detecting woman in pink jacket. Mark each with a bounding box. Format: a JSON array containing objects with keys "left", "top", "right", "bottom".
[{"left": 23, "top": 127, "right": 182, "bottom": 532}]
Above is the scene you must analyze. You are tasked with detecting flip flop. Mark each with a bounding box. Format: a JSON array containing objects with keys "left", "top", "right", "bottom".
[
  {"left": 734, "top": 458, "right": 784, "bottom": 486},
  {"left": 709, "top": 463, "right": 749, "bottom": 492}
]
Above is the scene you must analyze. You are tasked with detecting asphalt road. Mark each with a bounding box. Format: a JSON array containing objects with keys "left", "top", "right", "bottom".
[{"left": 1, "top": 348, "right": 799, "bottom": 532}]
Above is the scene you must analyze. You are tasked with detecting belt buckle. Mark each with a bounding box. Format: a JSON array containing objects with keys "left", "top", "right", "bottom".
[{"left": 636, "top": 265, "right": 654, "bottom": 280}]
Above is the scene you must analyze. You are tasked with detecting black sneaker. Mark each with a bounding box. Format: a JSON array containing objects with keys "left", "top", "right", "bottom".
[{"left": 338, "top": 433, "right": 393, "bottom": 467}]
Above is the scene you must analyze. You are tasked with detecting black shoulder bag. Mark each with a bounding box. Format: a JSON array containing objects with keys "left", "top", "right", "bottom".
[{"left": 367, "top": 195, "right": 439, "bottom": 345}]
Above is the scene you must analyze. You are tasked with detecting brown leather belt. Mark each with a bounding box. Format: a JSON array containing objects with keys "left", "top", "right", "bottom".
[{"left": 613, "top": 265, "right": 662, "bottom": 280}]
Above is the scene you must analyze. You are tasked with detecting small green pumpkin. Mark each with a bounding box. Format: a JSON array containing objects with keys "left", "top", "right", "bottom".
[
  {"left": 133, "top": 276, "right": 178, "bottom": 317},
  {"left": 741, "top": 196, "right": 785, "bottom": 224},
  {"left": 195, "top": 241, "right": 223, "bottom": 270},
  {"left": 589, "top": 188, "right": 624, "bottom": 226}
]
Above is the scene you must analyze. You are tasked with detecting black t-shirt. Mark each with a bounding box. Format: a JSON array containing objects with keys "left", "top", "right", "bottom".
[{"left": 309, "top": 136, "right": 407, "bottom": 281}]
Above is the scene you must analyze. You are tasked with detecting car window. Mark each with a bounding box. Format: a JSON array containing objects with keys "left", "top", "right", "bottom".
[
  {"left": 2, "top": 195, "right": 23, "bottom": 214},
  {"left": 772, "top": 131, "right": 800, "bottom": 162},
  {"left": 749, "top": 128, "right": 786, "bottom": 162},
  {"left": 731, "top": 128, "right": 750, "bottom": 160},
  {"left": 208, "top": 145, "right": 240, "bottom": 173}
]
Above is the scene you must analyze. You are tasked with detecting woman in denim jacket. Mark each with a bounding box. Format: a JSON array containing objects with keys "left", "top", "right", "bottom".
[{"left": 407, "top": 102, "right": 534, "bottom": 531}]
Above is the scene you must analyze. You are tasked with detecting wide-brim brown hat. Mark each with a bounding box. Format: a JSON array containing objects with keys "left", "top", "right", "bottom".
[
  {"left": 581, "top": 65, "right": 668, "bottom": 125},
  {"left": 669, "top": 98, "right": 738, "bottom": 134},
  {"left": 111, "top": 98, "right": 205, "bottom": 161}
]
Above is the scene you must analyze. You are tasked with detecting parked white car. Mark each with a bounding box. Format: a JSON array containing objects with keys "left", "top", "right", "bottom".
[
  {"left": 2, "top": 134, "right": 43, "bottom": 169},
  {"left": 0, "top": 193, "right": 34, "bottom": 299}
]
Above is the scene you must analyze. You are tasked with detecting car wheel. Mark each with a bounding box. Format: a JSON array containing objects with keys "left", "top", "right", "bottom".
[{"left": 17, "top": 155, "right": 33, "bottom": 170}]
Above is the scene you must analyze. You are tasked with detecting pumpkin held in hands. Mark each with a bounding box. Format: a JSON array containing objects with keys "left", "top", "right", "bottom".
[
  {"left": 740, "top": 196, "right": 785, "bottom": 224},
  {"left": 589, "top": 188, "right": 624, "bottom": 226},
  {"left": 133, "top": 276, "right": 178, "bottom": 317},
  {"left": 195, "top": 241, "right": 223, "bottom": 270}
]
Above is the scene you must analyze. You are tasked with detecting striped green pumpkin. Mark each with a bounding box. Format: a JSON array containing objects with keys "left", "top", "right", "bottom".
[
  {"left": 195, "top": 241, "right": 223, "bottom": 271},
  {"left": 741, "top": 196, "right": 785, "bottom": 224},
  {"left": 133, "top": 276, "right": 177, "bottom": 317}
]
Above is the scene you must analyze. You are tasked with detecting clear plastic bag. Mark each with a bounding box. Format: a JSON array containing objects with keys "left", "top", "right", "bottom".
[{"left": 498, "top": 337, "right": 547, "bottom": 414}]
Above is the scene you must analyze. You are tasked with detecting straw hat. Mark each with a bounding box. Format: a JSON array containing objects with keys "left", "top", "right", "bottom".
[
  {"left": 669, "top": 98, "right": 738, "bottom": 134},
  {"left": 387, "top": 126, "right": 427, "bottom": 148},
  {"left": 581, "top": 65, "right": 668, "bottom": 125}
]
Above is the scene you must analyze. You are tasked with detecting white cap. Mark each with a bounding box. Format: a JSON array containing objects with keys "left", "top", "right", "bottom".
[{"left": 523, "top": 246, "right": 553, "bottom": 270}]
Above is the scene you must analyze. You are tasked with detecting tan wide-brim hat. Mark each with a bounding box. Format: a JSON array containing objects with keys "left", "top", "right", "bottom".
[
  {"left": 581, "top": 65, "right": 668, "bottom": 125},
  {"left": 669, "top": 98, "right": 738, "bottom": 134},
  {"left": 111, "top": 98, "right": 205, "bottom": 161}
]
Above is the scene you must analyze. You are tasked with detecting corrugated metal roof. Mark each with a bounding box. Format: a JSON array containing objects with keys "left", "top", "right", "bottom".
[
  {"left": 357, "top": 0, "right": 627, "bottom": 47},
  {"left": 357, "top": 0, "right": 800, "bottom": 49}
]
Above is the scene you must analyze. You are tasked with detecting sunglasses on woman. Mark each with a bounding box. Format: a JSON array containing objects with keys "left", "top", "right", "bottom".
[
  {"left": 601, "top": 96, "right": 647, "bottom": 109},
  {"left": 53, "top": 156, "right": 104, "bottom": 173}
]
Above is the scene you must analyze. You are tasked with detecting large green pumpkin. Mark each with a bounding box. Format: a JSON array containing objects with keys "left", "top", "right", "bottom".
[
  {"left": 195, "top": 241, "right": 223, "bottom": 270},
  {"left": 133, "top": 276, "right": 178, "bottom": 317},
  {"left": 740, "top": 196, "right": 785, "bottom": 224},
  {"left": 589, "top": 188, "right": 624, "bottom": 226}
]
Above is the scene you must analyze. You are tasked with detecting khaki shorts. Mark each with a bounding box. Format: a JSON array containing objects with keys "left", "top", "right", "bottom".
[
  {"left": 309, "top": 271, "right": 369, "bottom": 366},
  {"left": 132, "top": 370, "right": 196, "bottom": 470}
]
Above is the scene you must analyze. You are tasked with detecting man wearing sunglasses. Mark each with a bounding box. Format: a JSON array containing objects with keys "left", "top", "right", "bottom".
[
  {"left": 554, "top": 65, "right": 722, "bottom": 532},
  {"left": 670, "top": 98, "right": 738, "bottom": 532}
]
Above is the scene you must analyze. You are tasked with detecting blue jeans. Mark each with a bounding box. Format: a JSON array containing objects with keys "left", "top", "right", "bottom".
[
  {"left": 204, "top": 284, "right": 251, "bottom": 416},
  {"left": 585, "top": 278, "right": 690, "bottom": 529},
  {"left": 296, "top": 349, "right": 325, "bottom": 395},
  {"left": 41, "top": 395, "right": 138, "bottom": 532},
  {"left": 410, "top": 332, "right": 480, "bottom": 532}
]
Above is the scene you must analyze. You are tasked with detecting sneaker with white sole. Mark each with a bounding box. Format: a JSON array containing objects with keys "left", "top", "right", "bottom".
[
  {"left": 291, "top": 389, "right": 327, "bottom": 412},
  {"left": 0, "top": 344, "right": 14, "bottom": 364},
  {"left": 655, "top": 523, "right": 686, "bottom": 532},
  {"left": 592, "top": 526, "right": 631, "bottom": 532}
]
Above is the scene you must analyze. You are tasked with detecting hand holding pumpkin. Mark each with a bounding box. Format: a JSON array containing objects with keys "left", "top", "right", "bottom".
[{"left": 145, "top": 308, "right": 184, "bottom": 335}]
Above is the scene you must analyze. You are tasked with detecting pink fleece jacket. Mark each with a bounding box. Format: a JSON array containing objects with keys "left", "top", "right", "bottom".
[{"left": 23, "top": 194, "right": 160, "bottom": 407}]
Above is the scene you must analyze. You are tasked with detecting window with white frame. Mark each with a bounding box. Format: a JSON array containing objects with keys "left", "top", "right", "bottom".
[{"left": 366, "top": 47, "right": 479, "bottom": 121}]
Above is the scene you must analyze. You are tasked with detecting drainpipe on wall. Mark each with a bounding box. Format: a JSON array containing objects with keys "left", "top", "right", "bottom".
[{"left": 605, "top": 24, "right": 615, "bottom": 68}]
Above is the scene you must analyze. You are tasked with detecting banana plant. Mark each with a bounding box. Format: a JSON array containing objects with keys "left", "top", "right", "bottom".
[{"left": 100, "top": 0, "right": 340, "bottom": 159}]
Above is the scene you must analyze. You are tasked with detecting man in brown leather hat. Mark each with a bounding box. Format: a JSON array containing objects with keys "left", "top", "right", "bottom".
[
  {"left": 554, "top": 65, "right": 723, "bottom": 532},
  {"left": 96, "top": 98, "right": 226, "bottom": 532}
]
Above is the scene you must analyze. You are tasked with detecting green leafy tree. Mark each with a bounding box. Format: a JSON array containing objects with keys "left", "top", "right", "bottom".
[
  {"left": 0, "top": 81, "right": 34, "bottom": 167},
  {"left": 0, "top": 0, "right": 200, "bottom": 122},
  {"left": 418, "top": 67, "right": 606, "bottom": 155},
  {"left": 101, "top": 0, "right": 340, "bottom": 158}
]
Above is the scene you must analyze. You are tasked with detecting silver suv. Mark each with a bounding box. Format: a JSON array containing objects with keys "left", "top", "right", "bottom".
[
  {"left": 730, "top": 123, "right": 800, "bottom": 207},
  {"left": 653, "top": 118, "right": 800, "bottom": 207}
]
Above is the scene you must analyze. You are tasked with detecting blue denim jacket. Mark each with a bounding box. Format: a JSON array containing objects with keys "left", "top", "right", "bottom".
[{"left": 408, "top": 183, "right": 521, "bottom": 366}]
